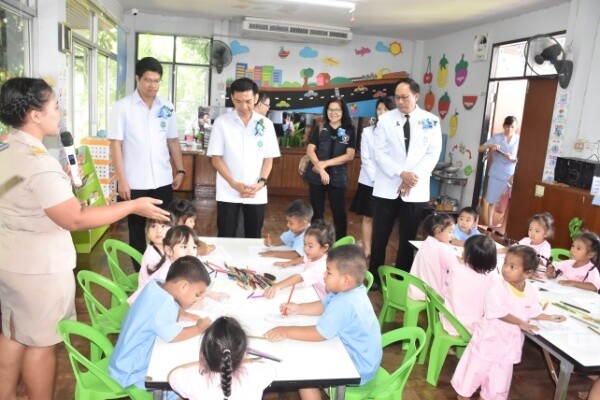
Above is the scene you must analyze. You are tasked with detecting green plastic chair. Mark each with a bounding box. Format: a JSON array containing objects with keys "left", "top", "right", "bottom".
[
  {"left": 77, "top": 270, "right": 129, "bottom": 339},
  {"left": 377, "top": 265, "right": 428, "bottom": 328},
  {"left": 57, "top": 320, "right": 152, "bottom": 400},
  {"left": 364, "top": 270, "right": 374, "bottom": 292},
  {"left": 329, "top": 326, "right": 426, "bottom": 400},
  {"left": 333, "top": 235, "right": 355, "bottom": 248},
  {"left": 103, "top": 239, "right": 141, "bottom": 295},
  {"left": 422, "top": 283, "right": 472, "bottom": 386},
  {"left": 550, "top": 248, "right": 570, "bottom": 261}
]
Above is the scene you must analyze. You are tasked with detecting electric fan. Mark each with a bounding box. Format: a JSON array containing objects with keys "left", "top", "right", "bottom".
[
  {"left": 524, "top": 34, "right": 573, "bottom": 89},
  {"left": 206, "top": 40, "right": 232, "bottom": 74}
]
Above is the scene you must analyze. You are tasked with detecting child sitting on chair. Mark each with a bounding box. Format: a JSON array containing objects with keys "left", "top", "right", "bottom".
[
  {"left": 110, "top": 256, "right": 212, "bottom": 400},
  {"left": 169, "top": 316, "right": 276, "bottom": 400},
  {"left": 450, "top": 206, "right": 482, "bottom": 246},
  {"left": 546, "top": 231, "right": 600, "bottom": 292},
  {"left": 265, "top": 244, "right": 382, "bottom": 400},
  {"left": 168, "top": 198, "right": 215, "bottom": 255},
  {"left": 260, "top": 199, "right": 313, "bottom": 266}
]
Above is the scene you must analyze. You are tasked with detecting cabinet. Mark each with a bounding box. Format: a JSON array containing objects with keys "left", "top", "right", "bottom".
[
  {"left": 70, "top": 146, "right": 109, "bottom": 253},
  {"left": 171, "top": 150, "right": 196, "bottom": 194}
]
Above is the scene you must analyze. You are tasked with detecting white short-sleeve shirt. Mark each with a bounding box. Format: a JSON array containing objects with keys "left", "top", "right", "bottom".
[
  {"left": 207, "top": 111, "right": 280, "bottom": 204},
  {"left": 108, "top": 90, "right": 179, "bottom": 190}
]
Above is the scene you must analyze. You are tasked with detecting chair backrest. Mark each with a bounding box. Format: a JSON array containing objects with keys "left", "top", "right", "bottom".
[
  {"left": 364, "top": 270, "right": 374, "bottom": 292},
  {"left": 57, "top": 319, "right": 125, "bottom": 394},
  {"left": 550, "top": 248, "right": 570, "bottom": 262},
  {"left": 364, "top": 326, "right": 427, "bottom": 398},
  {"left": 77, "top": 270, "right": 129, "bottom": 332},
  {"left": 103, "top": 239, "right": 142, "bottom": 290},
  {"left": 333, "top": 235, "right": 355, "bottom": 248},
  {"left": 423, "top": 283, "right": 471, "bottom": 343},
  {"left": 378, "top": 265, "right": 427, "bottom": 308}
]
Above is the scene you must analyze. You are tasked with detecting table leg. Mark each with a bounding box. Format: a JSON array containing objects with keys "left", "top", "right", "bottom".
[
  {"left": 335, "top": 385, "right": 346, "bottom": 400},
  {"left": 554, "top": 361, "right": 574, "bottom": 400},
  {"left": 152, "top": 389, "right": 166, "bottom": 400}
]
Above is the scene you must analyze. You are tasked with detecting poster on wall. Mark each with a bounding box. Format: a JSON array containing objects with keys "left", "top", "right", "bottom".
[{"left": 473, "top": 33, "right": 489, "bottom": 62}]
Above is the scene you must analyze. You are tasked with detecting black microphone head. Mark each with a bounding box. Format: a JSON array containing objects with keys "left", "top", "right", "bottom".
[{"left": 60, "top": 131, "right": 74, "bottom": 146}]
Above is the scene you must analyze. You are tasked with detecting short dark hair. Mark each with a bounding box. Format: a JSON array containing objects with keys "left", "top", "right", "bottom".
[
  {"left": 529, "top": 213, "right": 554, "bottom": 239},
  {"left": 165, "top": 255, "right": 211, "bottom": 285},
  {"left": 507, "top": 245, "right": 538, "bottom": 273},
  {"left": 285, "top": 199, "right": 313, "bottom": 221},
  {"left": 256, "top": 91, "right": 270, "bottom": 105},
  {"left": 198, "top": 106, "right": 209, "bottom": 119},
  {"left": 503, "top": 116, "right": 518, "bottom": 126},
  {"left": 574, "top": 231, "right": 600, "bottom": 268},
  {"left": 322, "top": 97, "right": 352, "bottom": 127},
  {"left": 395, "top": 77, "right": 420, "bottom": 95},
  {"left": 416, "top": 212, "right": 454, "bottom": 240},
  {"left": 0, "top": 77, "right": 54, "bottom": 128},
  {"left": 305, "top": 220, "right": 335, "bottom": 249},
  {"left": 463, "top": 235, "right": 497, "bottom": 274},
  {"left": 230, "top": 77, "right": 258, "bottom": 95},
  {"left": 168, "top": 199, "right": 197, "bottom": 224},
  {"left": 458, "top": 206, "right": 478, "bottom": 220},
  {"left": 135, "top": 57, "right": 163, "bottom": 78},
  {"left": 327, "top": 244, "right": 367, "bottom": 284}
]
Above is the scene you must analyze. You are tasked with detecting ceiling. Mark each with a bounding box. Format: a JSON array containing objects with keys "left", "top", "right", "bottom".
[{"left": 117, "top": 0, "right": 570, "bottom": 39}]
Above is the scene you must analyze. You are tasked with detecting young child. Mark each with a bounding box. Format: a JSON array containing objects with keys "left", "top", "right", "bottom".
[
  {"left": 443, "top": 235, "right": 498, "bottom": 335},
  {"left": 168, "top": 316, "right": 276, "bottom": 400},
  {"left": 110, "top": 256, "right": 212, "bottom": 400},
  {"left": 137, "top": 218, "right": 173, "bottom": 289},
  {"left": 260, "top": 199, "right": 313, "bottom": 265},
  {"left": 518, "top": 212, "right": 554, "bottom": 263},
  {"left": 450, "top": 206, "right": 482, "bottom": 246},
  {"left": 128, "top": 225, "right": 199, "bottom": 304},
  {"left": 408, "top": 213, "right": 459, "bottom": 300},
  {"left": 546, "top": 231, "right": 600, "bottom": 292},
  {"left": 263, "top": 220, "right": 335, "bottom": 299},
  {"left": 168, "top": 198, "right": 215, "bottom": 256},
  {"left": 264, "top": 245, "right": 382, "bottom": 400},
  {"left": 451, "top": 245, "right": 566, "bottom": 400}
]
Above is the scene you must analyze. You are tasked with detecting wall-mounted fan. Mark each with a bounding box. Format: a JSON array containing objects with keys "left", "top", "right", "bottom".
[
  {"left": 206, "top": 40, "right": 232, "bottom": 74},
  {"left": 525, "top": 34, "right": 573, "bottom": 89}
]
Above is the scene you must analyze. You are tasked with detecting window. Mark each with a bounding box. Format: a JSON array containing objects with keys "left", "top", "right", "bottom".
[{"left": 137, "top": 33, "right": 211, "bottom": 132}]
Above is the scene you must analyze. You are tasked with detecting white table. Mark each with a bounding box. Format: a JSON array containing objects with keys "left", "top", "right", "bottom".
[{"left": 145, "top": 238, "right": 360, "bottom": 399}]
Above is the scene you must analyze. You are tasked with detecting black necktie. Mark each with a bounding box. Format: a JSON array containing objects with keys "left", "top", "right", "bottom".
[{"left": 404, "top": 114, "right": 410, "bottom": 151}]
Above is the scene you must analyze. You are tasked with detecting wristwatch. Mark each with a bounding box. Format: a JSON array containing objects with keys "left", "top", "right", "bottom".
[
  {"left": 177, "top": 169, "right": 186, "bottom": 175},
  {"left": 258, "top": 177, "right": 268, "bottom": 186}
]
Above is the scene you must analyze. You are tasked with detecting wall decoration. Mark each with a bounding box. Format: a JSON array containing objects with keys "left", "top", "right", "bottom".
[
  {"left": 423, "top": 56, "right": 433, "bottom": 84},
  {"left": 230, "top": 40, "right": 249, "bottom": 56},
  {"left": 473, "top": 33, "right": 489, "bottom": 62},
  {"left": 424, "top": 87, "right": 435, "bottom": 112},
  {"left": 450, "top": 142, "right": 474, "bottom": 176},
  {"left": 389, "top": 41, "right": 403, "bottom": 56},
  {"left": 299, "top": 46, "right": 318, "bottom": 58},
  {"left": 375, "top": 41, "right": 389, "bottom": 53},
  {"left": 278, "top": 46, "right": 290, "bottom": 58},
  {"left": 437, "top": 54, "right": 448, "bottom": 88},
  {"left": 438, "top": 92, "right": 450, "bottom": 119},
  {"left": 462, "top": 95, "right": 478, "bottom": 110},
  {"left": 355, "top": 46, "right": 371, "bottom": 57},
  {"left": 323, "top": 57, "right": 340, "bottom": 66},
  {"left": 449, "top": 110, "right": 459, "bottom": 138},
  {"left": 455, "top": 54, "right": 468, "bottom": 86}
]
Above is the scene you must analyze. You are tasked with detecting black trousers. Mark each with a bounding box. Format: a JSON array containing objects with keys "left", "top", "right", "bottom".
[
  {"left": 217, "top": 201, "right": 265, "bottom": 238},
  {"left": 308, "top": 183, "right": 347, "bottom": 240},
  {"left": 126, "top": 184, "right": 173, "bottom": 272},
  {"left": 369, "top": 196, "right": 427, "bottom": 280}
]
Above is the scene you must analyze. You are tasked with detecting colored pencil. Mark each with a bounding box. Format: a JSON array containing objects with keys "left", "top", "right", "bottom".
[
  {"left": 560, "top": 301, "right": 590, "bottom": 314},
  {"left": 542, "top": 302, "right": 549, "bottom": 311},
  {"left": 247, "top": 347, "right": 282, "bottom": 362},
  {"left": 283, "top": 284, "right": 296, "bottom": 316},
  {"left": 588, "top": 326, "right": 600, "bottom": 336},
  {"left": 246, "top": 291, "right": 255, "bottom": 299},
  {"left": 571, "top": 314, "right": 600, "bottom": 329},
  {"left": 247, "top": 335, "right": 267, "bottom": 340}
]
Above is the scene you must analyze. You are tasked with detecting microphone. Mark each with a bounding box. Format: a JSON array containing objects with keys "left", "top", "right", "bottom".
[{"left": 60, "top": 131, "right": 82, "bottom": 187}]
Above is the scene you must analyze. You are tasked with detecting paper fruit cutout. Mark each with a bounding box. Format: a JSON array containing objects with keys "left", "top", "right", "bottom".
[
  {"left": 464, "top": 165, "right": 473, "bottom": 176},
  {"left": 455, "top": 54, "right": 468, "bottom": 86},
  {"left": 423, "top": 56, "right": 433, "bottom": 84},
  {"left": 438, "top": 92, "right": 450, "bottom": 119},
  {"left": 278, "top": 47, "right": 290, "bottom": 58},
  {"left": 424, "top": 87, "right": 435, "bottom": 112},
  {"left": 437, "top": 54, "right": 448, "bottom": 88},
  {"left": 449, "top": 110, "right": 459, "bottom": 138},
  {"left": 462, "top": 95, "right": 478, "bottom": 110}
]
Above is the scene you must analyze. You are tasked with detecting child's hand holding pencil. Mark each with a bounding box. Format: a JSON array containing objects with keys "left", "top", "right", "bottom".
[{"left": 280, "top": 302, "right": 299, "bottom": 316}]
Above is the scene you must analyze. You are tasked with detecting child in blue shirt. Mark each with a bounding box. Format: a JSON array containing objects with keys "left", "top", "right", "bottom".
[
  {"left": 451, "top": 206, "right": 482, "bottom": 246},
  {"left": 109, "top": 256, "right": 212, "bottom": 398},
  {"left": 260, "top": 199, "right": 313, "bottom": 266},
  {"left": 265, "top": 244, "right": 382, "bottom": 400}
]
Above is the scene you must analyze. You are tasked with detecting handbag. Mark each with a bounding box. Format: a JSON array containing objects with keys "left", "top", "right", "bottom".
[
  {"left": 298, "top": 154, "right": 311, "bottom": 176},
  {"left": 494, "top": 184, "right": 512, "bottom": 213}
]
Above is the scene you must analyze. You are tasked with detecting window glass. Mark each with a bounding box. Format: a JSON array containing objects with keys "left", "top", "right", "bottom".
[
  {"left": 73, "top": 42, "right": 90, "bottom": 136},
  {"left": 67, "top": 0, "right": 91, "bottom": 40},
  {"left": 98, "top": 13, "right": 117, "bottom": 53},
  {"left": 176, "top": 36, "right": 211, "bottom": 64},
  {"left": 97, "top": 55, "right": 106, "bottom": 132},
  {"left": 138, "top": 33, "right": 174, "bottom": 62},
  {"left": 175, "top": 65, "right": 210, "bottom": 132}
]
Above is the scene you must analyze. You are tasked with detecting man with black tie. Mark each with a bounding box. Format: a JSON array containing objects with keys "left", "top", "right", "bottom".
[{"left": 369, "top": 77, "right": 442, "bottom": 288}]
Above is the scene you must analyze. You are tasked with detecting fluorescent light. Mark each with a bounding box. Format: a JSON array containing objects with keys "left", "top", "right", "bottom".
[{"left": 278, "top": 0, "right": 356, "bottom": 10}]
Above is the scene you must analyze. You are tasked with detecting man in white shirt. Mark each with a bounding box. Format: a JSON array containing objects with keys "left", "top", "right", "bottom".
[
  {"left": 207, "top": 78, "right": 280, "bottom": 238},
  {"left": 108, "top": 57, "right": 185, "bottom": 270},
  {"left": 369, "top": 77, "right": 442, "bottom": 286}
]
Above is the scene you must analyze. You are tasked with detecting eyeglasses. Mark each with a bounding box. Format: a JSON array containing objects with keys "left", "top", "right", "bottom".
[
  {"left": 261, "top": 102, "right": 270, "bottom": 109},
  {"left": 327, "top": 108, "right": 342, "bottom": 114},
  {"left": 141, "top": 77, "right": 161, "bottom": 85},
  {"left": 394, "top": 95, "right": 412, "bottom": 102}
]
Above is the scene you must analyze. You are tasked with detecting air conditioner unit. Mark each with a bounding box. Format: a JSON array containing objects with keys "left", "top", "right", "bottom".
[{"left": 241, "top": 17, "right": 352, "bottom": 46}]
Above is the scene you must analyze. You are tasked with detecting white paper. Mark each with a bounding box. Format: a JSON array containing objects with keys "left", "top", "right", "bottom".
[{"left": 591, "top": 176, "right": 600, "bottom": 196}]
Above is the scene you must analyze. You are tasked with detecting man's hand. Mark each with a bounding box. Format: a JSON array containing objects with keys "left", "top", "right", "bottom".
[
  {"left": 319, "top": 170, "right": 330, "bottom": 185},
  {"left": 118, "top": 179, "right": 131, "bottom": 201},
  {"left": 172, "top": 173, "right": 184, "bottom": 190}
]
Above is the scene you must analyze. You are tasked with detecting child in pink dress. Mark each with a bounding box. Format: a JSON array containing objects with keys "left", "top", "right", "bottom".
[
  {"left": 517, "top": 212, "right": 553, "bottom": 266},
  {"left": 137, "top": 218, "right": 173, "bottom": 288},
  {"left": 443, "top": 235, "right": 498, "bottom": 335},
  {"left": 451, "top": 245, "right": 565, "bottom": 400},
  {"left": 408, "top": 213, "right": 459, "bottom": 300},
  {"left": 546, "top": 231, "right": 600, "bottom": 292},
  {"left": 264, "top": 220, "right": 335, "bottom": 300}
]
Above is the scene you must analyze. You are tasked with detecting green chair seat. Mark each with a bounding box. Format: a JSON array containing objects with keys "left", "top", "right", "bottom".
[
  {"left": 364, "top": 270, "right": 374, "bottom": 292},
  {"left": 333, "top": 235, "right": 355, "bottom": 248},
  {"left": 103, "top": 239, "right": 142, "bottom": 295},
  {"left": 550, "top": 248, "right": 570, "bottom": 262}
]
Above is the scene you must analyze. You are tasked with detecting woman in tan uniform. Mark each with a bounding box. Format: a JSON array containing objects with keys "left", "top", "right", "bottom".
[{"left": 0, "top": 77, "right": 170, "bottom": 400}]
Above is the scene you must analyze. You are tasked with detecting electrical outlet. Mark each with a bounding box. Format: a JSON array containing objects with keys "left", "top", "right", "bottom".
[
  {"left": 574, "top": 140, "right": 585, "bottom": 151},
  {"left": 534, "top": 185, "right": 545, "bottom": 197}
]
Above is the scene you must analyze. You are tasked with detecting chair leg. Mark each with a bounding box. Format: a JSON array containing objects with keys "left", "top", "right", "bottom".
[
  {"left": 384, "top": 308, "right": 397, "bottom": 323},
  {"left": 378, "top": 304, "right": 389, "bottom": 328},
  {"left": 418, "top": 327, "right": 432, "bottom": 365},
  {"left": 426, "top": 340, "right": 451, "bottom": 386}
]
